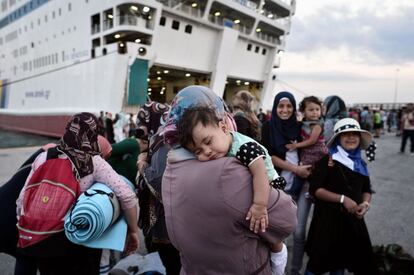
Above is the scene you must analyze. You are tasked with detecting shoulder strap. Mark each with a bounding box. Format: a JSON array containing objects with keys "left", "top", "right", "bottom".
[{"left": 46, "top": 147, "right": 60, "bottom": 160}]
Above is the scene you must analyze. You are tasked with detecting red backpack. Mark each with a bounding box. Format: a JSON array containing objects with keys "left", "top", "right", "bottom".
[{"left": 17, "top": 148, "right": 80, "bottom": 248}]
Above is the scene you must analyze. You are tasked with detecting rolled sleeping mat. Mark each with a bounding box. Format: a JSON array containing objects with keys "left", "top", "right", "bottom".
[{"left": 64, "top": 177, "right": 134, "bottom": 251}]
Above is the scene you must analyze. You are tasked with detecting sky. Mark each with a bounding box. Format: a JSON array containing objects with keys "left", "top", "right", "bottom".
[{"left": 270, "top": 0, "right": 414, "bottom": 107}]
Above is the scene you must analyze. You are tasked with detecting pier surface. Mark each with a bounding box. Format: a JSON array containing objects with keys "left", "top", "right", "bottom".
[{"left": 1, "top": 133, "right": 413, "bottom": 274}]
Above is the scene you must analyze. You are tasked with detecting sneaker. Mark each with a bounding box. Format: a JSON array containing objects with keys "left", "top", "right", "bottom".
[{"left": 270, "top": 243, "right": 287, "bottom": 275}]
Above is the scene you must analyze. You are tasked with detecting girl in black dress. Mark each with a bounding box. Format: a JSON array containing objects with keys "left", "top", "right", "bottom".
[{"left": 305, "top": 118, "right": 379, "bottom": 275}]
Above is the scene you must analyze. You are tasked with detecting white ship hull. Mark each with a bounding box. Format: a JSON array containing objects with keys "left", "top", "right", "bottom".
[{"left": 0, "top": 0, "right": 295, "bottom": 136}]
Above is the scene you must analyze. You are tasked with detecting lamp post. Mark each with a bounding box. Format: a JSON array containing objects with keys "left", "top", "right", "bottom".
[{"left": 393, "top": 68, "right": 399, "bottom": 108}]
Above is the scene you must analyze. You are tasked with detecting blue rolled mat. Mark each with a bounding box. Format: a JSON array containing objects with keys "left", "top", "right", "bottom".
[{"left": 64, "top": 177, "right": 134, "bottom": 251}]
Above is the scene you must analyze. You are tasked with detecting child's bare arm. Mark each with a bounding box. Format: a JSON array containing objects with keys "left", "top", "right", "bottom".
[
  {"left": 286, "top": 124, "right": 323, "bottom": 150},
  {"left": 246, "top": 158, "right": 271, "bottom": 233},
  {"left": 250, "top": 158, "right": 270, "bottom": 205}
]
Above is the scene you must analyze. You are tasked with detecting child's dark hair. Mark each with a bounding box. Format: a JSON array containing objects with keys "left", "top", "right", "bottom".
[
  {"left": 178, "top": 106, "right": 221, "bottom": 148},
  {"left": 299, "top": 96, "right": 322, "bottom": 112}
]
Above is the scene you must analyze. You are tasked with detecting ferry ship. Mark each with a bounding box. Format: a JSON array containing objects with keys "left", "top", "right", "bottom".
[{"left": 0, "top": 0, "right": 295, "bottom": 137}]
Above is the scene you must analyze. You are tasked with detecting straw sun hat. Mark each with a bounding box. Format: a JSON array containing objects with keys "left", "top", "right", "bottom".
[{"left": 326, "top": 118, "right": 372, "bottom": 149}]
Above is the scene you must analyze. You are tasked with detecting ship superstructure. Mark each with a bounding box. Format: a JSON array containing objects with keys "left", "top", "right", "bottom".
[{"left": 0, "top": 0, "right": 295, "bottom": 136}]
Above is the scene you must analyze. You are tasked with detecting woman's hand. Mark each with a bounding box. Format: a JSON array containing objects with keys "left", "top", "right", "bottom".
[
  {"left": 343, "top": 196, "right": 358, "bottom": 214},
  {"left": 124, "top": 229, "right": 139, "bottom": 255},
  {"left": 285, "top": 143, "right": 296, "bottom": 151},
  {"left": 295, "top": 165, "right": 312, "bottom": 178},
  {"left": 137, "top": 152, "right": 148, "bottom": 174},
  {"left": 355, "top": 201, "right": 370, "bottom": 219}
]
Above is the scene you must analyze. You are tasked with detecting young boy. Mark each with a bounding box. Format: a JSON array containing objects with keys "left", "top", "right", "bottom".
[{"left": 178, "top": 106, "right": 288, "bottom": 275}]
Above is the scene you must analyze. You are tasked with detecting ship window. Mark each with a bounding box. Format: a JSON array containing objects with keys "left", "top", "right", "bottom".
[
  {"left": 31, "top": 42, "right": 34, "bottom": 48},
  {"left": 59, "top": 8, "right": 61, "bottom": 16},
  {"left": 247, "top": 44, "right": 252, "bottom": 51},
  {"left": 62, "top": 51, "right": 65, "bottom": 62},
  {"left": 185, "top": 24, "right": 192, "bottom": 34},
  {"left": 55, "top": 53, "right": 58, "bottom": 63},
  {"left": 44, "top": 15, "right": 47, "bottom": 22},
  {"left": 68, "top": 3, "right": 72, "bottom": 12},
  {"left": 37, "top": 18, "right": 40, "bottom": 25},
  {"left": 52, "top": 11, "right": 55, "bottom": 19},
  {"left": 159, "top": 16, "right": 166, "bottom": 26},
  {"left": 172, "top": 20, "right": 179, "bottom": 30},
  {"left": 262, "top": 48, "right": 267, "bottom": 55},
  {"left": 92, "top": 38, "right": 100, "bottom": 48},
  {"left": 255, "top": 46, "right": 259, "bottom": 53}
]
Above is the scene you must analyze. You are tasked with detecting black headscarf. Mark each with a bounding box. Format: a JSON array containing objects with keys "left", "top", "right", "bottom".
[
  {"left": 269, "top": 91, "right": 301, "bottom": 159},
  {"left": 324, "top": 95, "right": 346, "bottom": 119}
]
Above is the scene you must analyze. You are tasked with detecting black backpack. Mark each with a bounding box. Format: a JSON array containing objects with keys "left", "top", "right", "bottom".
[{"left": 373, "top": 243, "right": 414, "bottom": 275}]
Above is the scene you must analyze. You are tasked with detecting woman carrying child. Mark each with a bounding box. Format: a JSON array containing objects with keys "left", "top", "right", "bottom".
[
  {"left": 261, "top": 91, "right": 313, "bottom": 275},
  {"left": 162, "top": 86, "right": 297, "bottom": 275},
  {"left": 305, "top": 118, "right": 379, "bottom": 275}
]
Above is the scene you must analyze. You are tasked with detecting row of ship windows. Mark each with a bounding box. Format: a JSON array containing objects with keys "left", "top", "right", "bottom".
[
  {"left": 1, "top": 0, "right": 24, "bottom": 12},
  {"left": 247, "top": 43, "right": 267, "bottom": 55},
  {"left": 159, "top": 16, "right": 192, "bottom": 34},
  {"left": 0, "top": 0, "right": 52, "bottom": 29},
  {"left": 6, "top": 25, "right": 77, "bottom": 60},
  {"left": 22, "top": 52, "right": 59, "bottom": 72},
  {"left": 0, "top": 1, "right": 73, "bottom": 43}
]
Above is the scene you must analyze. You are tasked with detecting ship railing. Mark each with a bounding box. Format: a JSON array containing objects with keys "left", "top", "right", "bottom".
[
  {"left": 274, "top": 17, "right": 290, "bottom": 28},
  {"left": 177, "top": 4, "right": 203, "bottom": 18},
  {"left": 232, "top": 0, "right": 258, "bottom": 11},
  {"left": 262, "top": 0, "right": 292, "bottom": 6},
  {"left": 255, "top": 32, "right": 280, "bottom": 44},
  {"left": 103, "top": 20, "right": 114, "bottom": 31},
  {"left": 117, "top": 15, "right": 154, "bottom": 29},
  {"left": 157, "top": 0, "right": 203, "bottom": 17},
  {"left": 208, "top": 15, "right": 252, "bottom": 35},
  {"left": 260, "top": 10, "right": 291, "bottom": 28},
  {"left": 156, "top": 0, "right": 184, "bottom": 8},
  {"left": 278, "top": 0, "right": 292, "bottom": 5},
  {"left": 91, "top": 24, "right": 100, "bottom": 34}
]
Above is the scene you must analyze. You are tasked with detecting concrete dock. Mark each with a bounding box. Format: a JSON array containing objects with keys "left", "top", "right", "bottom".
[{"left": 1, "top": 133, "right": 413, "bottom": 274}]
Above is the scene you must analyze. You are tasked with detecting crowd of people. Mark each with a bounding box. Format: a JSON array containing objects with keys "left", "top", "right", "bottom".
[{"left": 1, "top": 85, "right": 414, "bottom": 275}]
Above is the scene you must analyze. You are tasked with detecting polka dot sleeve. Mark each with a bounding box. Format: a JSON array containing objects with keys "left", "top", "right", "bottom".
[
  {"left": 235, "top": 142, "right": 266, "bottom": 167},
  {"left": 92, "top": 156, "right": 138, "bottom": 210}
]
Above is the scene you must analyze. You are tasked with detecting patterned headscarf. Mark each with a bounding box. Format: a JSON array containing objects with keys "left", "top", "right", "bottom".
[
  {"left": 136, "top": 101, "right": 170, "bottom": 156},
  {"left": 269, "top": 91, "right": 301, "bottom": 159},
  {"left": 163, "top": 85, "right": 236, "bottom": 146},
  {"left": 136, "top": 102, "right": 170, "bottom": 140},
  {"left": 58, "top": 112, "right": 101, "bottom": 178}
]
